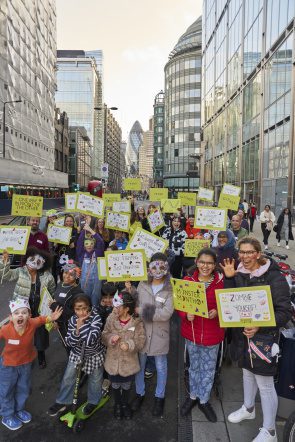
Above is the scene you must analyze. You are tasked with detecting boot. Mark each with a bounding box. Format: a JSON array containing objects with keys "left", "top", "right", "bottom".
[
  {"left": 112, "top": 388, "right": 122, "bottom": 420},
  {"left": 121, "top": 388, "right": 132, "bottom": 420},
  {"left": 38, "top": 351, "right": 46, "bottom": 369},
  {"left": 152, "top": 397, "right": 165, "bottom": 417},
  {"left": 180, "top": 397, "right": 198, "bottom": 417},
  {"left": 198, "top": 402, "right": 217, "bottom": 422},
  {"left": 131, "top": 394, "right": 145, "bottom": 412}
]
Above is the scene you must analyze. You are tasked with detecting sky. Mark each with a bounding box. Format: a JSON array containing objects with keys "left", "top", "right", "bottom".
[{"left": 56, "top": 0, "right": 203, "bottom": 139}]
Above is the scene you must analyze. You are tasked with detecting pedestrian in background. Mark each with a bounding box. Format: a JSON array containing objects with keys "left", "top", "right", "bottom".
[
  {"left": 162, "top": 216, "right": 188, "bottom": 278},
  {"left": 248, "top": 202, "right": 257, "bottom": 233},
  {"left": 259, "top": 205, "right": 275, "bottom": 250},
  {"left": 275, "top": 208, "right": 293, "bottom": 250}
]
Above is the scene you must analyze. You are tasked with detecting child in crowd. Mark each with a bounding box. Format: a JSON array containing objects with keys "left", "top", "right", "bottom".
[
  {"left": 0, "top": 299, "right": 62, "bottom": 431},
  {"left": 131, "top": 252, "right": 174, "bottom": 417},
  {"left": 97, "top": 282, "right": 117, "bottom": 327},
  {"left": 48, "top": 295, "right": 105, "bottom": 417},
  {"left": 109, "top": 230, "right": 128, "bottom": 250},
  {"left": 102, "top": 291, "right": 145, "bottom": 420}
]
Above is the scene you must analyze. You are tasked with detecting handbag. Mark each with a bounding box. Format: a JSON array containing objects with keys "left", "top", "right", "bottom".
[
  {"left": 273, "top": 224, "right": 278, "bottom": 233},
  {"left": 243, "top": 332, "right": 280, "bottom": 375}
]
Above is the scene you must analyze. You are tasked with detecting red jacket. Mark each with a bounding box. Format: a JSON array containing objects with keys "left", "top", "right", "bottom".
[
  {"left": 177, "top": 270, "right": 225, "bottom": 346},
  {"left": 185, "top": 220, "right": 201, "bottom": 239}
]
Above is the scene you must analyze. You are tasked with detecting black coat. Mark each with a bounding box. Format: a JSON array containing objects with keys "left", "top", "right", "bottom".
[
  {"left": 276, "top": 212, "right": 294, "bottom": 241},
  {"left": 224, "top": 259, "right": 292, "bottom": 375}
]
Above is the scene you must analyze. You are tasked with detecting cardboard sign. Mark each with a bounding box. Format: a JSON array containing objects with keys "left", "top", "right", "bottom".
[
  {"left": 147, "top": 209, "right": 166, "bottom": 233},
  {"left": 161, "top": 199, "right": 182, "bottom": 213},
  {"left": 194, "top": 207, "right": 227, "bottom": 230},
  {"left": 102, "top": 193, "right": 121, "bottom": 205},
  {"left": 47, "top": 225, "right": 72, "bottom": 245},
  {"left": 178, "top": 192, "right": 197, "bottom": 206},
  {"left": 215, "top": 286, "right": 276, "bottom": 327},
  {"left": 38, "top": 287, "right": 53, "bottom": 317},
  {"left": 127, "top": 227, "right": 168, "bottom": 261},
  {"left": 123, "top": 178, "right": 142, "bottom": 191},
  {"left": 0, "top": 226, "right": 31, "bottom": 255},
  {"left": 112, "top": 201, "right": 131, "bottom": 213},
  {"left": 184, "top": 239, "right": 211, "bottom": 257},
  {"left": 105, "top": 250, "right": 147, "bottom": 282},
  {"left": 46, "top": 209, "right": 57, "bottom": 216},
  {"left": 75, "top": 192, "right": 104, "bottom": 218},
  {"left": 53, "top": 217, "right": 65, "bottom": 227},
  {"left": 218, "top": 184, "right": 241, "bottom": 211},
  {"left": 171, "top": 278, "right": 208, "bottom": 318},
  {"left": 11, "top": 195, "right": 43, "bottom": 217},
  {"left": 65, "top": 193, "right": 77, "bottom": 211},
  {"left": 198, "top": 187, "right": 214, "bottom": 201},
  {"left": 105, "top": 211, "right": 130, "bottom": 232},
  {"left": 149, "top": 188, "right": 168, "bottom": 201},
  {"left": 97, "top": 257, "right": 107, "bottom": 280}
]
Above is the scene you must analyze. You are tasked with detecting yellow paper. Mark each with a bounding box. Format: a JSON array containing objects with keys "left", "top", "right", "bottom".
[
  {"left": 105, "top": 249, "right": 147, "bottom": 282},
  {"left": 123, "top": 178, "right": 142, "bottom": 191},
  {"left": 0, "top": 226, "right": 31, "bottom": 255},
  {"left": 147, "top": 209, "right": 165, "bottom": 233},
  {"left": 171, "top": 278, "right": 208, "bottom": 318},
  {"left": 215, "top": 286, "right": 276, "bottom": 327},
  {"left": 184, "top": 239, "right": 211, "bottom": 257},
  {"left": 194, "top": 206, "right": 227, "bottom": 230},
  {"left": 218, "top": 183, "right": 241, "bottom": 211},
  {"left": 127, "top": 227, "right": 168, "bottom": 261},
  {"left": 149, "top": 188, "right": 168, "bottom": 201},
  {"left": 105, "top": 211, "right": 130, "bottom": 232},
  {"left": 65, "top": 193, "right": 77, "bottom": 211},
  {"left": 11, "top": 195, "right": 43, "bottom": 217},
  {"left": 178, "top": 192, "right": 197, "bottom": 206},
  {"left": 197, "top": 187, "right": 214, "bottom": 201},
  {"left": 47, "top": 225, "right": 72, "bottom": 245},
  {"left": 161, "top": 199, "right": 182, "bottom": 213},
  {"left": 75, "top": 192, "right": 104, "bottom": 218},
  {"left": 97, "top": 257, "right": 107, "bottom": 280},
  {"left": 102, "top": 193, "right": 121, "bottom": 205}
]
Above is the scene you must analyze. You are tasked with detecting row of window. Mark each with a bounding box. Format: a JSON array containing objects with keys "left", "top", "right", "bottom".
[{"left": 0, "top": 124, "right": 51, "bottom": 152}]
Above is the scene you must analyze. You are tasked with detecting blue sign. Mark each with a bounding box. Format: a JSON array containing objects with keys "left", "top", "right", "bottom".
[{"left": 1, "top": 186, "right": 9, "bottom": 192}]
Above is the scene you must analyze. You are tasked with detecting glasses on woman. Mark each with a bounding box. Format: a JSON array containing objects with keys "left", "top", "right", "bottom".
[
  {"left": 238, "top": 250, "right": 257, "bottom": 256},
  {"left": 197, "top": 261, "right": 215, "bottom": 266}
]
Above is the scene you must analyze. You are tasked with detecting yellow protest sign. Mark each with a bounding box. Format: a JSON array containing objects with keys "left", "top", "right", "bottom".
[
  {"left": 161, "top": 199, "right": 181, "bottom": 213},
  {"left": 105, "top": 250, "right": 148, "bottom": 282},
  {"left": 11, "top": 195, "right": 43, "bottom": 217},
  {"left": 127, "top": 227, "right": 168, "bottom": 261},
  {"left": 184, "top": 239, "right": 211, "bottom": 257},
  {"left": 102, "top": 193, "right": 121, "bottom": 205},
  {"left": 171, "top": 278, "right": 208, "bottom": 318},
  {"left": 194, "top": 206, "right": 227, "bottom": 230},
  {"left": 215, "top": 286, "right": 276, "bottom": 328},
  {"left": 218, "top": 183, "right": 241, "bottom": 211},
  {"left": 147, "top": 209, "right": 165, "bottom": 233},
  {"left": 65, "top": 193, "right": 77, "bottom": 211},
  {"left": 178, "top": 192, "right": 197, "bottom": 206},
  {"left": 149, "top": 188, "right": 168, "bottom": 201},
  {"left": 97, "top": 257, "right": 107, "bottom": 280},
  {"left": 197, "top": 187, "right": 214, "bottom": 201},
  {"left": 0, "top": 226, "right": 31, "bottom": 255},
  {"left": 75, "top": 192, "right": 104, "bottom": 218},
  {"left": 123, "top": 178, "right": 142, "bottom": 191}
]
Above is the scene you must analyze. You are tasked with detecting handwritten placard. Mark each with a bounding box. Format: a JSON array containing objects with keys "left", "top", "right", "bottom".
[
  {"left": 123, "top": 178, "right": 142, "bottom": 191},
  {"left": 171, "top": 278, "right": 208, "bottom": 318},
  {"left": 38, "top": 287, "right": 54, "bottom": 317},
  {"left": 11, "top": 195, "right": 43, "bottom": 217},
  {"left": 194, "top": 207, "right": 227, "bottom": 230},
  {"left": 218, "top": 184, "right": 241, "bottom": 211},
  {"left": 149, "top": 188, "right": 168, "bottom": 201},
  {"left": 198, "top": 187, "right": 214, "bottom": 201},
  {"left": 97, "top": 257, "right": 107, "bottom": 280},
  {"left": 215, "top": 286, "right": 276, "bottom": 327},
  {"left": 47, "top": 225, "right": 72, "bottom": 245},
  {"left": 105, "top": 250, "right": 147, "bottom": 282},
  {"left": 161, "top": 199, "right": 182, "bottom": 213},
  {"left": 102, "top": 193, "right": 121, "bottom": 205},
  {"left": 127, "top": 227, "right": 168, "bottom": 261},
  {"left": 112, "top": 201, "right": 131, "bottom": 213},
  {"left": 147, "top": 209, "right": 165, "bottom": 233},
  {"left": 53, "top": 217, "right": 65, "bottom": 227},
  {"left": 65, "top": 193, "right": 77, "bottom": 211},
  {"left": 75, "top": 192, "right": 104, "bottom": 218},
  {"left": 105, "top": 211, "right": 130, "bottom": 232},
  {"left": 0, "top": 226, "right": 31, "bottom": 255},
  {"left": 184, "top": 239, "right": 211, "bottom": 257},
  {"left": 178, "top": 192, "right": 197, "bottom": 206}
]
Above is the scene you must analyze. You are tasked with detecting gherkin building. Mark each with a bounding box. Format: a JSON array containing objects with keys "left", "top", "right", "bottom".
[{"left": 125, "top": 120, "right": 143, "bottom": 175}]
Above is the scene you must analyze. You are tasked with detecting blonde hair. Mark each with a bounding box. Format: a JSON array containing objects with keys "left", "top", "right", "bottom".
[{"left": 237, "top": 236, "right": 267, "bottom": 265}]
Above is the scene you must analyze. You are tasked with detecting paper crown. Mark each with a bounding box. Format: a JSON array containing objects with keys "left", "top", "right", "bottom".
[{"left": 9, "top": 298, "right": 30, "bottom": 314}]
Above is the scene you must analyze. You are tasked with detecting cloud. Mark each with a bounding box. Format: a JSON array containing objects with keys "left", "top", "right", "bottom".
[{"left": 121, "top": 45, "right": 164, "bottom": 63}]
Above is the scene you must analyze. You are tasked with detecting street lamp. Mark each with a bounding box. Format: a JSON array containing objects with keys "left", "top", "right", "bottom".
[{"left": 2, "top": 99, "right": 22, "bottom": 158}]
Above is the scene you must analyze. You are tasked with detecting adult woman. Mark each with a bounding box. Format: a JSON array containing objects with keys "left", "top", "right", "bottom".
[
  {"left": 276, "top": 208, "right": 293, "bottom": 250},
  {"left": 129, "top": 211, "right": 142, "bottom": 236},
  {"left": 96, "top": 218, "right": 112, "bottom": 250},
  {"left": 221, "top": 237, "right": 291, "bottom": 442},
  {"left": 259, "top": 205, "right": 275, "bottom": 250},
  {"left": 162, "top": 216, "right": 188, "bottom": 278},
  {"left": 54, "top": 214, "right": 78, "bottom": 280},
  {"left": 213, "top": 230, "right": 238, "bottom": 273},
  {"left": 179, "top": 249, "right": 224, "bottom": 422},
  {"left": 136, "top": 206, "right": 146, "bottom": 224},
  {"left": 0, "top": 247, "right": 56, "bottom": 368},
  {"left": 248, "top": 202, "right": 257, "bottom": 233}
]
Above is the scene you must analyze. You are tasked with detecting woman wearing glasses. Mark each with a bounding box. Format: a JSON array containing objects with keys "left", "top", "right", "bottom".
[
  {"left": 221, "top": 237, "right": 291, "bottom": 442},
  {"left": 179, "top": 248, "right": 224, "bottom": 422}
]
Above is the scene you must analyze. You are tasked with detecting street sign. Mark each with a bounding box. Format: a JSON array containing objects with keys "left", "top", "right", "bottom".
[{"left": 101, "top": 163, "right": 109, "bottom": 178}]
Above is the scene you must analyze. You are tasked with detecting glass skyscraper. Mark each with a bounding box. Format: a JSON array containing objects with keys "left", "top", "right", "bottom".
[
  {"left": 163, "top": 17, "right": 202, "bottom": 191},
  {"left": 125, "top": 121, "right": 143, "bottom": 175},
  {"left": 201, "top": 0, "right": 295, "bottom": 214}
]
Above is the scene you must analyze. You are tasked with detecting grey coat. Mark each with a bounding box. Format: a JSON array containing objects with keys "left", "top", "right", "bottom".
[{"left": 137, "top": 277, "right": 174, "bottom": 356}]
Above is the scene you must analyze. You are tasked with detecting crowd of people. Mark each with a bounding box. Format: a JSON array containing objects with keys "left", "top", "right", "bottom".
[{"left": 0, "top": 199, "right": 293, "bottom": 442}]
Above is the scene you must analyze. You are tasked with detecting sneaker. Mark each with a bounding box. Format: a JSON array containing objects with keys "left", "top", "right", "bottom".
[
  {"left": 47, "top": 403, "right": 67, "bottom": 417},
  {"left": 152, "top": 397, "right": 165, "bottom": 417},
  {"left": 83, "top": 403, "right": 97, "bottom": 415},
  {"left": 228, "top": 404, "right": 255, "bottom": 423},
  {"left": 198, "top": 402, "right": 217, "bottom": 422},
  {"left": 252, "top": 427, "right": 277, "bottom": 442},
  {"left": 286, "top": 245, "right": 290, "bottom": 250},
  {"left": 180, "top": 397, "right": 198, "bottom": 417},
  {"left": 264, "top": 245, "right": 268, "bottom": 250},
  {"left": 130, "top": 394, "right": 145, "bottom": 412},
  {"left": 15, "top": 410, "right": 32, "bottom": 423},
  {"left": 277, "top": 243, "right": 281, "bottom": 247},
  {"left": 1, "top": 415, "right": 23, "bottom": 431},
  {"left": 144, "top": 370, "right": 154, "bottom": 379}
]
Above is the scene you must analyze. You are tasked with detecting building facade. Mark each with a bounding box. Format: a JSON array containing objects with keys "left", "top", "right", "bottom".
[
  {"left": 69, "top": 126, "right": 92, "bottom": 191},
  {"left": 139, "top": 117, "right": 154, "bottom": 191},
  {"left": 0, "top": 0, "right": 68, "bottom": 189},
  {"left": 103, "top": 104, "right": 122, "bottom": 192},
  {"left": 201, "top": 0, "right": 295, "bottom": 214},
  {"left": 54, "top": 107, "right": 69, "bottom": 173},
  {"left": 120, "top": 141, "right": 127, "bottom": 181},
  {"left": 56, "top": 50, "right": 104, "bottom": 179},
  {"left": 163, "top": 17, "right": 202, "bottom": 192},
  {"left": 125, "top": 120, "right": 143, "bottom": 175},
  {"left": 153, "top": 91, "right": 165, "bottom": 187}
]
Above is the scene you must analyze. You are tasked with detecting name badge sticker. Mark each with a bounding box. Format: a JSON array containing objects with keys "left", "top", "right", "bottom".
[
  {"left": 128, "top": 326, "right": 135, "bottom": 331},
  {"left": 156, "top": 296, "right": 165, "bottom": 303},
  {"left": 59, "top": 293, "right": 67, "bottom": 298},
  {"left": 8, "top": 339, "right": 20, "bottom": 345},
  {"left": 37, "top": 240, "right": 43, "bottom": 244}
]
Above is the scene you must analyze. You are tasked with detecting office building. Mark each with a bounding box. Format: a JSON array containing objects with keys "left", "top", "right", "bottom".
[
  {"left": 201, "top": 0, "right": 295, "bottom": 213},
  {"left": 125, "top": 120, "right": 143, "bottom": 175},
  {"left": 69, "top": 126, "right": 92, "bottom": 191},
  {"left": 103, "top": 104, "right": 122, "bottom": 192},
  {"left": 153, "top": 91, "right": 165, "bottom": 187},
  {"left": 120, "top": 141, "right": 127, "bottom": 182},
  {"left": 163, "top": 17, "right": 202, "bottom": 192},
  {"left": 54, "top": 107, "right": 69, "bottom": 173},
  {"left": 0, "top": 0, "right": 68, "bottom": 189},
  {"left": 56, "top": 50, "right": 104, "bottom": 179},
  {"left": 139, "top": 117, "right": 154, "bottom": 191}
]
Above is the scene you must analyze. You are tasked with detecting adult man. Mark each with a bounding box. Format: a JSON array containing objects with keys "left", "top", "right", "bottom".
[
  {"left": 27, "top": 216, "right": 49, "bottom": 252},
  {"left": 230, "top": 215, "right": 248, "bottom": 241},
  {"left": 237, "top": 209, "right": 250, "bottom": 233}
]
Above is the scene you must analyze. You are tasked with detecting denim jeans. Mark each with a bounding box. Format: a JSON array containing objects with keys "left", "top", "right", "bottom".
[
  {"left": 0, "top": 357, "right": 32, "bottom": 417},
  {"left": 80, "top": 259, "right": 102, "bottom": 307},
  {"left": 56, "top": 360, "right": 103, "bottom": 405},
  {"left": 186, "top": 339, "right": 219, "bottom": 403},
  {"left": 135, "top": 353, "right": 167, "bottom": 399},
  {"left": 145, "top": 356, "right": 156, "bottom": 373}
]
